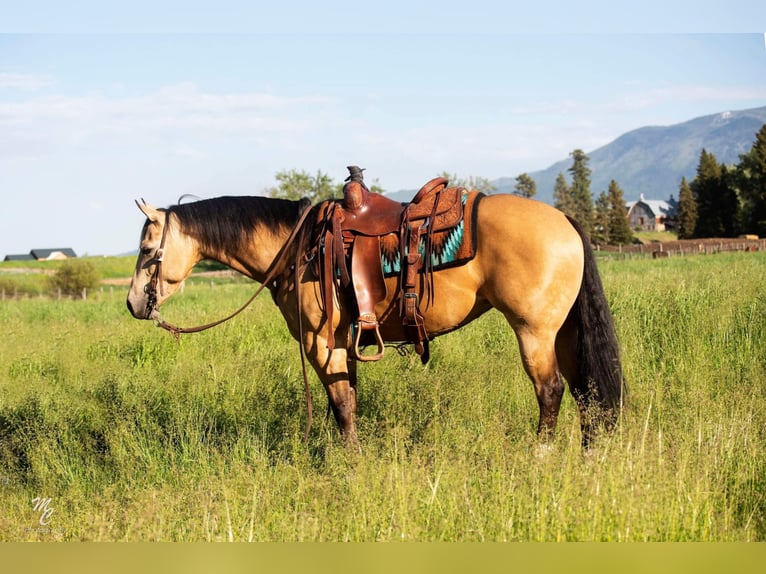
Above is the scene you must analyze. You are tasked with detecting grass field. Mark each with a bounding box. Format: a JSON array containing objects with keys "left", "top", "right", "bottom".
[{"left": 1, "top": 252, "right": 764, "bottom": 541}]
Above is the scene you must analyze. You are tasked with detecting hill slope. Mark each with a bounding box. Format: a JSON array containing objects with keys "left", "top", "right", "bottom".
[
  {"left": 387, "top": 106, "right": 766, "bottom": 204},
  {"left": 509, "top": 105, "right": 766, "bottom": 203}
]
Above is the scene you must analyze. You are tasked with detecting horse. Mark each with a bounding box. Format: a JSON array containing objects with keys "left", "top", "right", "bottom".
[{"left": 126, "top": 192, "right": 625, "bottom": 446}]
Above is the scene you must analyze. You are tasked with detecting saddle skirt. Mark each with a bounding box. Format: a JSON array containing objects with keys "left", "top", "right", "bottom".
[
  {"left": 312, "top": 177, "right": 484, "bottom": 363},
  {"left": 380, "top": 190, "right": 482, "bottom": 276}
]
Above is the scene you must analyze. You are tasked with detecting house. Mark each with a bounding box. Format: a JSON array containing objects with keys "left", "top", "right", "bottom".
[
  {"left": 626, "top": 194, "right": 677, "bottom": 232},
  {"left": 3, "top": 248, "right": 77, "bottom": 262},
  {"left": 3, "top": 253, "right": 35, "bottom": 262},
  {"left": 30, "top": 248, "right": 78, "bottom": 260}
]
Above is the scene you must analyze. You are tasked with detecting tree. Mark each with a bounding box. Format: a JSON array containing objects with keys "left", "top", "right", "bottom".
[
  {"left": 720, "top": 163, "right": 742, "bottom": 234},
  {"left": 553, "top": 172, "right": 574, "bottom": 217},
  {"left": 676, "top": 177, "right": 697, "bottom": 239},
  {"left": 513, "top": 173, "right": 537, "bottom": 198},
  {"left": 593, "top": 191, "right": 610, "bottom": 245},
  {"left": 737, "top": 123, "right": 766, "bottom": 236},
  {"left": 438, "top": 172, "right": 497, "bottom": 194},
  {"left": 691, "top": 149, "right": 737, "bottom": 237},
  {"left": 366, "top": 178, "right": 386, "bottom": 195},
  {"left": 606, "top": 180, "right": 633, "bottom": 245},
  {"left": 48, "top": 259, "right": 100, "bottom": 298},
  {"left": 267, "top": 169, "right": 339, "bottom": 202},
  {"left": 568, "top": 149, "right": 594, "bottom": 237}
]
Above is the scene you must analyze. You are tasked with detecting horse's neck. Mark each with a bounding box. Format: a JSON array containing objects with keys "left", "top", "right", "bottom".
[{"left": 200, "top": 224, "right": 292, "bottom": 284}]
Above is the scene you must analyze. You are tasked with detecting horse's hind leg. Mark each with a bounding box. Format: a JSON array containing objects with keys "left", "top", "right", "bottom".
[
  {"left": 555, "top": 315, "right": 596, "bottom": 446},
  {"left": 515, "top": 327, "right": 565, "bottom": 440}
]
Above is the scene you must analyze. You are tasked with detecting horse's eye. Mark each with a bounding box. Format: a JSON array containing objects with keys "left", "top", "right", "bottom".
[{"left": 140, "top": 247, "right": 152, "bottom": 256}]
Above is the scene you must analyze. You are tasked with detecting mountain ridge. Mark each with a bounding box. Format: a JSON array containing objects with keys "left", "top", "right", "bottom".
[{"left": 387, "top": 105, "right": 766, "bottom": 204}]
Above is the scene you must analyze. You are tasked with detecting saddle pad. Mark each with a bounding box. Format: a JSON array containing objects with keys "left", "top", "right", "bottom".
[{"left": 379, "top": 190, "right": 484, "bottom": 276}]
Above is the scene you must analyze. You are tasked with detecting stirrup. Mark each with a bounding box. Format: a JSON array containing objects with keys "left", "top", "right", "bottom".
[{"left": 353, "top": 316, "right": 385, "bottom": 362}]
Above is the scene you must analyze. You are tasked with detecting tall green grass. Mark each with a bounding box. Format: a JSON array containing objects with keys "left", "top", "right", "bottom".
[{"left": 1, "top": 253, "right": 764, "bottom": 541}]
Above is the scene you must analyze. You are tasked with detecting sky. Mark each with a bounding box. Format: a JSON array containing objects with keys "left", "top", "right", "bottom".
[{"left": 2, "top": 3, "right": 766, "bottom": 257}]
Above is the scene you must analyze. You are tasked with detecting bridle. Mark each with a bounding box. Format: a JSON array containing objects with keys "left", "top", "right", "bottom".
[
  {"left": 143, "top": 209, "right": 171, "bottom": 320},
  {"left": 143, "top": 204, "right": 314, "bottom": 337},
  {"left": 140, "top": 203, "right": 318, "bottom": 439}
]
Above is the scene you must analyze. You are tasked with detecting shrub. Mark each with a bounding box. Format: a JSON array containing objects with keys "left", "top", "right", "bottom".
[{"left": 48, "top": 259, "right": 101, "bottom": 298}]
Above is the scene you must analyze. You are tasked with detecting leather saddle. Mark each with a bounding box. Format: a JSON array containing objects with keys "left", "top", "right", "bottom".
[{"left": 317, "top": 166, "right": 465, "bottom": 364}]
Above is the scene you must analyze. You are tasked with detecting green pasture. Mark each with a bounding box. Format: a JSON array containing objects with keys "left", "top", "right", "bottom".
[{"left": 0, "top": 252, "right": 764, "bottom": 541}]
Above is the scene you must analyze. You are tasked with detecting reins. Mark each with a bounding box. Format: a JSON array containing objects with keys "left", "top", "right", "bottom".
[
  {"left": 148, "top": 202, "right": 317, "bottom": 440},
  {"left": 152, "top": 203, "right": 313, "bottom": 337}
]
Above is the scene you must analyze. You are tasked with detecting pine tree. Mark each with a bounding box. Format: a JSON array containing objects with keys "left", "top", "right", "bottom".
[
  {"left": 720, "top": 164, "right": 741, "bottom": 235},
  {"left": 568, "top": 149, "right": 594, "bottom": 237},
  {"left": 606, "top": 180, "right": 633, "bottom": 245},
  {"left": 691, "top": 149, "right": 737, "bottom": 237},
  {"left": 553, "top": 172, "right": 574, "bottom": 217},
  {"left": 691, "top": 149, "right": 719, "bottom": 237},
  {"left": 737, "top": 123, "right": 766, "bottom": 236},
  {"left": 677, "top": 177, "right": 697, "bottom": 239},
  {"left": 593, "top": 191, "right": 610, "bottom": 245},
  {"left": 513, "top": 173, "right": 537, "bottom": 198}
]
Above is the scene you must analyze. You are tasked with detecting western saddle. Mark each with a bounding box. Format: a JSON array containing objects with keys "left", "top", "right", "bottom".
[{"left": 317, "top": 166, "right": 467, "bottom": 364}]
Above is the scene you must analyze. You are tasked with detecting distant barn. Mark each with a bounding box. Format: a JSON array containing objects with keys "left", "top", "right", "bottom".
[
  {"left": 3, "top": 253, "right": 35, "bottom": 262},
  {"left": 3, "top": 248, "right": 77, "bottom": 262},
  {"left": 626, "top": 194, "right": 677, "bottom": 232}
]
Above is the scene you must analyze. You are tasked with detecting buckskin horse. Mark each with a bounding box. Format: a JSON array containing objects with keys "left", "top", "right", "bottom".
[{"left": 126, "top": 178, "right": 625, "bottom": 446}]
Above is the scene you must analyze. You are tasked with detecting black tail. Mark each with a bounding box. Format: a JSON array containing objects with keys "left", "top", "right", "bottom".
[{"left": 566, "top": 216, "right": 625, "bottom": 431}]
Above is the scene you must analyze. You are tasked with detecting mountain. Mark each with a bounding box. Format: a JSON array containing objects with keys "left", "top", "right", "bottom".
[
  {"left": 387, "top": 105, "right": 766, "bottom": 204},
  {"left": 521, "top": 105, "right": 766, "bottom": 204}
]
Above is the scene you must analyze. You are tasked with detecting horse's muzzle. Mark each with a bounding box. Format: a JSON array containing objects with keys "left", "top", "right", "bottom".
[{"left": 126, "top": 297, "right": 158, "bottom": 321}]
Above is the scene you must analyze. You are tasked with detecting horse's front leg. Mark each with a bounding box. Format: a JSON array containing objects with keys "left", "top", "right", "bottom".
[{"left": 304, "top": 331, "right": 359, "bottom": 445}]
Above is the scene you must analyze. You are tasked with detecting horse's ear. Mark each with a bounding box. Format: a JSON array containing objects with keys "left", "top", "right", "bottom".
[{"left": 135, "top": 199, "right": 162, "bottom": 223}]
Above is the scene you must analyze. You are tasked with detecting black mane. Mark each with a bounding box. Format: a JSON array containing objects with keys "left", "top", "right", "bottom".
[{"left": 166, "top": 196, "right": 310, "bottom": 254}]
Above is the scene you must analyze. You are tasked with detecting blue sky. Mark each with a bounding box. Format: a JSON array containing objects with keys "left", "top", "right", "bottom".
[{"left": 2, "top": 4, "right": 766, "bottom": 256}]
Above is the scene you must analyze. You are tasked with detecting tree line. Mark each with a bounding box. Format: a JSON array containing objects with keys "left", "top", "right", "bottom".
[
  {"left": 550, "top": 149, "right": 634, "bottom": 245},
  {"left": 677, "top": 123, "right": 766, "bottom": 239},
  {"left": 265, "top": 123, "right": 766, "bottom": 243},
  {"left": 267, "top": 159, "right": 632, "bottom": 246},
  {"left": 551, "top": 123, "right": 766, "bottom": 243},
  {"left": 264, "top": 169, "right": 503, "bottom": 202}
]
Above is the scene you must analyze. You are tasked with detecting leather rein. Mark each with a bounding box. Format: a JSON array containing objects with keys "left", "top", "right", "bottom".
[
  {"left": 146, "top": 204, "right": 313, "bottom": 336},
  {"left": 143, "top": 203, "right": 317, "bottom": 439}
]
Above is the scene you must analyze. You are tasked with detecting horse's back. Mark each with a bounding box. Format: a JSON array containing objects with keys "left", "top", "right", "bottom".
[
  {"left": 374, "top": 193, "right": 585, "bottom": 339},
  {"left": 477, "top": 193, "right": 583, "bottom": 251}
]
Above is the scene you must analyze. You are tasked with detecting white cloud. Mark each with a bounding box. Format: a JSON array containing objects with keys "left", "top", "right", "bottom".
[
  {"left": 613, "top": 84, "right": 766, "bottom": 112},
  {"left": 0, "top": 82, "right": 337, "bottom": 130},
  {"left": 0, "top": 82, "right": 341, "bottom": 160},
  {"left": 0, "top": 73, "right": 53, "bottom": 91},
  {"left": 171, "top": 145, "right": 206, "bottom": 159},
  {"left": 3, "top": 76, "right": 762, "bottom": 192}
]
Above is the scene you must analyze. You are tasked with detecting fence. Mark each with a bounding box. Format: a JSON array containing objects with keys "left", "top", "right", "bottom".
[
  {"left": 596, "top": 237, "right": 766, "bottom": 258},
  {"left": 1, "top": 276, "right": 231, "bottom": 301},
  {"left": 1, "top": 286, "right": 101, "bottom": 301}
]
